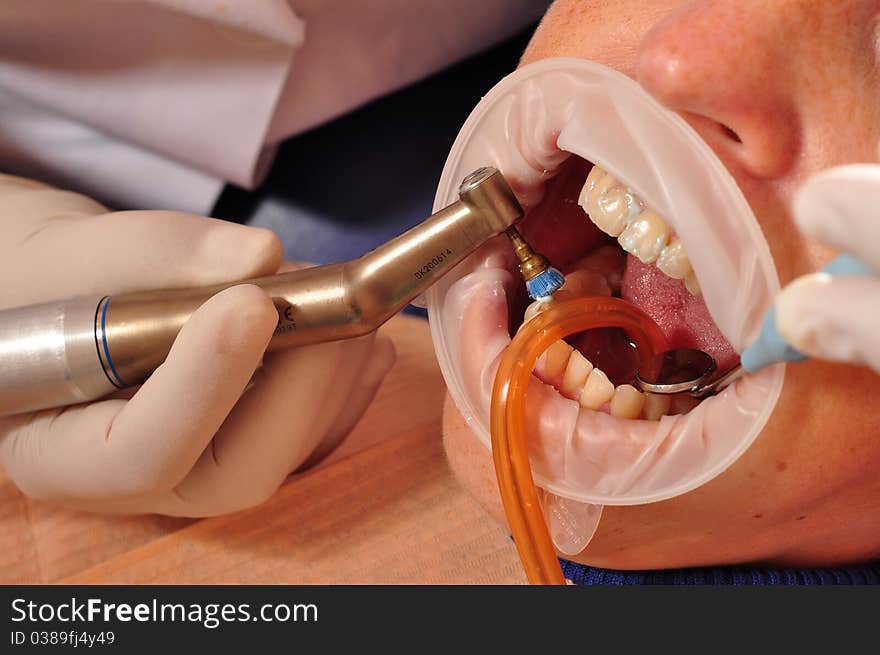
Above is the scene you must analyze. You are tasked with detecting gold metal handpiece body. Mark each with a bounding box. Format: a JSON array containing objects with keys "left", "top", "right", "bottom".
[
  {"left": 0, "top": 167, "right": 522, "bottom": 415},
  {"left": 99, "top": 168, "right": 521, "bottom": 388}
]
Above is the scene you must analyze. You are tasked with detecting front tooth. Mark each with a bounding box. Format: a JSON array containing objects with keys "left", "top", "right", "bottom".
[
  {"left": 560, "top": 350, "right": 594, "bottom": 398},
  {"left": 655, "top": 239, "right": 693, "bottom": 280},
  {"left": 642, "top": 392, "right": 672, "bottom": 420},
  {"left": 544, "top": 340, "right": 574, "bottom": 387},
  {"left": 589, "top": 185, "right": 639, "bottom": 237},
  {"left": 580, "top": 171, "right": 617, "bottom": 221},
  {"left": 610, "top": 384, "right": 645, "bottom": 419},
  {"left": 684, "top": 270, "right": 702, "bottom": 296},
  {"left": 579, "top": 367, "right": 615, "bottom": 410},
  {"left": 548, "top": 289, "right": 575, "bottom": 304},
  {"left": 617, "top": 209, "right": 670, "bottom": 264},
  {"left": 579, "top": 165, "right": 609, "bottom": 206},
  {"left": 521, "top": 291, "right": 578, "bottom": 347}
]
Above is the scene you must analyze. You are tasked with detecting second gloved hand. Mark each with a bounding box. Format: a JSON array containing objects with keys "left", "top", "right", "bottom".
[
  {"left": 0, "top": 175, "right": 395, "bottom": 516},
  {"left": 775, "top": 164, "right": 880, "bottom": 374}
]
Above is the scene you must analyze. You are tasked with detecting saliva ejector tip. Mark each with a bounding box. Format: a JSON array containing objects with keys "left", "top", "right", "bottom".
[{"left": 504, "top": 226, "right": 566, "bottom": 301}]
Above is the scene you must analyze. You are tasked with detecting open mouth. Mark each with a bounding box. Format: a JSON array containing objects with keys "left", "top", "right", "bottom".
[
  {"left": 512, "top": 156, "right": 740, "bottom": 420},
  {"left": 427, "top": 58, "right": 784, "bottom": 506}
]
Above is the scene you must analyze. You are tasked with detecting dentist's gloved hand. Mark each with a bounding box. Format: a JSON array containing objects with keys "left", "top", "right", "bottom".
[
  {"left": 775, "top": 164, "right": 880, "bottom": 374},
  {"left": 0, "top": 174, "right": 395, "bottom": 515}
]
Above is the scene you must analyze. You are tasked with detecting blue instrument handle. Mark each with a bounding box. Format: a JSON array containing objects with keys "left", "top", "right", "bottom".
[{"left": 740, "top": 254, "right": 875, "bottom": 372}]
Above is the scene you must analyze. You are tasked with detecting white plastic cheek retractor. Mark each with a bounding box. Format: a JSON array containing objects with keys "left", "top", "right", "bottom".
[{"left": 426, "top": 58, "right": 785, "bottom": 555}]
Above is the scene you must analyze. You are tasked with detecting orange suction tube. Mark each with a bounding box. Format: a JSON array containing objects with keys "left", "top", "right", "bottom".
[{"left": 490, "top": 296, "right": 669, "bottom": 585}]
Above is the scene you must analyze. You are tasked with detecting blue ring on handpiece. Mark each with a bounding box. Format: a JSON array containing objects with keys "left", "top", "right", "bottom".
[{"left": 100, "top": 297, "right": 126, "bottom": 388}]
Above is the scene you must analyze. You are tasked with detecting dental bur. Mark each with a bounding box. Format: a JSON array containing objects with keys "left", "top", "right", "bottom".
[
  {"left": 504, "top": 227, "right": 566, "bottom": 301},
  {"left": 0, "top": 167, "right": 523, "bottom": 417}
]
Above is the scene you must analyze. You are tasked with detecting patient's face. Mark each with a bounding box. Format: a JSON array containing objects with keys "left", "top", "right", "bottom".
[{"left": 443, "top": 0, "right": 880, "bottom": 568}]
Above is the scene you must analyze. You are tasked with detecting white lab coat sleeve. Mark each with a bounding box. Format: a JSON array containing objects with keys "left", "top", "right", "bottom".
[
  {"left": 0, "top": 0, "right": 548, "bottom": 213},
  {"left": 0, "top": 0, "right": 302, "bottom": 205},
  {"left": 266, "top": 0, "right": 551, "bottom": 142},
  {"left": 0, "top": 88, "right": 226, "bottom": 215}
]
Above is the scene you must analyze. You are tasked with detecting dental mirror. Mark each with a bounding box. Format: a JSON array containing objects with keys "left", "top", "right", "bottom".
[{"left": 635, "top": 348, "right": 717, "bottom": 395}]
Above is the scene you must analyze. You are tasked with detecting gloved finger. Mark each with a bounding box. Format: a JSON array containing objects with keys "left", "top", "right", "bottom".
[
  {"left": 0, "top": 173, "right": 56, "bottom": 191},
  {"left": 89, "top": 334, "right": 395, "bottom": 516},
  {"left": 155, "top": 332, "right": 387, "bottom": 516},
  {"left": 5, "top": 209, "right": 282, "bottom": 305},
  {"left": 0, "top": 186, "right": 107, "bottom": 247},
  {"left": 793, "top": 164, "right": 880, "bottom": 272},
  {"left": 775, "top": 274, "right": 880, "bottom": 374},
  {"left": 301, "top": 332, "right": 396, "bottom": 468},
  {"left": 0, "top": 284, "right": 277, "bottom": 505}
]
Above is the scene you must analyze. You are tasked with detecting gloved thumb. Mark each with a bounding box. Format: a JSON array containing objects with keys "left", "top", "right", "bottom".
[{"left": 775, "top": 273, "right": 880, "bottom": 374}]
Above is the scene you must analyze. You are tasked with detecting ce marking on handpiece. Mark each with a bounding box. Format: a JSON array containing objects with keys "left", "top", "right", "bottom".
[{"left": 274, "top": 299, "right": 298, "bottom": 334}]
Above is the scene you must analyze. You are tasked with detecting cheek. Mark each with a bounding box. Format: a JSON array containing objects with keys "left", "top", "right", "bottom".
[
  {"left": 801, "top": 238, "right": 839, "bottom": 273},
  {"left": 522, "top": 0, "right": 683, "bottom": 74},
  {"left": 441, "top": 394, "right": 507, "bottom": 523},
  {"left": 732, "top": 180, "right": 839, "bottom": 284}
]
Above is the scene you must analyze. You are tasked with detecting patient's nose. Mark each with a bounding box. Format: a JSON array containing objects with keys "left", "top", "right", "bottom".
[{"left": 636, "top": 1, "right": 801, "bottom": 180}]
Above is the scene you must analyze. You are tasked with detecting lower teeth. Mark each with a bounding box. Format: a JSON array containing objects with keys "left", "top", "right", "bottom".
[
  {"left": 523, "top": 278, "right": 671, "bottom": 421},
  {"left": 533, "top": 329, "right": 670, "bottom": 420}
]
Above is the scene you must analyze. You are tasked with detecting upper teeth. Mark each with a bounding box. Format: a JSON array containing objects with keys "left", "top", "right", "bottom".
[
  {"left": 579, "top": 166, "right": 640, "bottom": 236},
  {"left": 579, "top": 166, "right": 700, "bottom": 296},
  {"left": 655, "top": 239, "right": 690, "bottom": 279},
  {"left": 617, "top": 209, "right": 669, "bottom": 264}
]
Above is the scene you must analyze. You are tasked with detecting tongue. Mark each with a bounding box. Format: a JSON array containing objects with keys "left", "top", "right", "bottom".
[{"left": 620, "top": 255, "right": 739, "bottom": 372}]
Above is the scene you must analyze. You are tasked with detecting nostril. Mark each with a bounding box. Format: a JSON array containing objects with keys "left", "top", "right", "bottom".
[
  {"left": 637, "top": 7, "right": 802, "bottom": 180},
  {"left": 721, "top": 124, "right": 742, "bottom": 144}
]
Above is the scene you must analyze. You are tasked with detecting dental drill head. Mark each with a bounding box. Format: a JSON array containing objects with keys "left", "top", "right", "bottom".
[{"left": 504, "top": 226, "right": 566, "bottom": 302}]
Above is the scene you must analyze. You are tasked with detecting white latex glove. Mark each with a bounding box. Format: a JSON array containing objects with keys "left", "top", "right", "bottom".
[
  {"left": 775, "top": 164, "right": 880, "bottom": 374},
  {"left": 0, "top": 174, "right": 395, "bottom": 515}
]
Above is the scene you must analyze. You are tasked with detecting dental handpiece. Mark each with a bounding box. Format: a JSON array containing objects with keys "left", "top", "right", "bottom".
[{"left": 0, "top": 167, "right": 523, "bottom": 417}]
